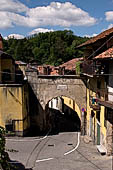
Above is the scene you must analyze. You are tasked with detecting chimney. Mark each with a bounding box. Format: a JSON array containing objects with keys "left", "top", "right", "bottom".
[{"left": 0, "top": 34, "right": 3, "bottom": 51}]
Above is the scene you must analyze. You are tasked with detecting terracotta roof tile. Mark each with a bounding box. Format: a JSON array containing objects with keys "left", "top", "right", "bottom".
[
  {"left": 59, "top": 58, "right": 83, "bottom": 70},
  {"left": 95, "top": 47, "right": 113, "bottom": 59},
  {"left": 78, "top": 27, "right": 113, "bottom": 48}
]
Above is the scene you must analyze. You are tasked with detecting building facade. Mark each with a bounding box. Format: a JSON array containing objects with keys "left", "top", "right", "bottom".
[
  {"left": 0, "top": 35, "right": 30, "bottom": 136},
  {"left": 79, "top": 27, "right": 113, "bottom": 155}
]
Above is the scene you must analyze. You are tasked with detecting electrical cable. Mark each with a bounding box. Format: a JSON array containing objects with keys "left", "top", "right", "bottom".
[{"left": 82, "top": 34, "right": 113, "bottom": 61}]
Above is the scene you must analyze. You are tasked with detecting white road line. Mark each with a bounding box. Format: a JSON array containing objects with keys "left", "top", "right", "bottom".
[
  {"left": 64, "top": 132, "right": 80, "bottom": 156},
  {"left": 35, "top": 132, "right": 80, "bottom": 164},
  {"left": 6, "top": 130, "right": 51, "bottom": 142},
  {"left": 36, "top": 157, "right": 54, "bottom": 163}
]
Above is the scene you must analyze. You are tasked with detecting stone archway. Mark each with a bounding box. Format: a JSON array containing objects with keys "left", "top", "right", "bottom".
[
  {"left": 26, "top": 72, "right": 87, "bottom": 134},
  {"left": 45, "top": 96, "right": 81, "bottom": 133},
  {"left": 37, "top": 76, "right": 86, "bottom": 111}
]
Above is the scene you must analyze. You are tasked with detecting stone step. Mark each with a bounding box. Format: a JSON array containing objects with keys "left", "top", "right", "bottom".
[{"left": 97, "top": 145, "right": 107, "bottom": 155}]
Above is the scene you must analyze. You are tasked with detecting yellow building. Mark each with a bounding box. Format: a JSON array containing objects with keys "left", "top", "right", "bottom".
[
  {"left": 62, "top": 96, "right": 81, "bottom": 131},
  {"left": 62, "top": 96, "right": 81, "bottom": 120},
  {"left": 86, "top": 77, "right": 107, "bottom": 149},
  {"left": 0, "top": 37, "right": 30, "bottom": 136},
  {"left": 79, "top": 27, "right": 113, "bottom": 155}
]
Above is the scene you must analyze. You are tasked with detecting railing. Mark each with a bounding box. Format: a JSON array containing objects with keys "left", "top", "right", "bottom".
[
  {"left": 89, "top": 95, "right": 100, "bottom": 110},
  {"left": 81, "top": 60, "right": 94, "bottom": 75},
  {"left": 81, "top": 60, "right": 107, "bottom": 76},
  {"left": 96, "top": 89, "right": 108, "bottom": 101},
  {"left": 89, "top": 88, "right": 113, "bottom": 109}
]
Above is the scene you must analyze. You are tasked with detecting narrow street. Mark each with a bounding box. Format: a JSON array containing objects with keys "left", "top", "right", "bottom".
[{"left": 6, "top": 132, "right": 112, "bottom": 170}]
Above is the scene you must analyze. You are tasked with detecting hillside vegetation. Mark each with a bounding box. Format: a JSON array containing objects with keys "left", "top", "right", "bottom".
[{"left": 3, "top": 30, "right": 88, "bottom": 66}]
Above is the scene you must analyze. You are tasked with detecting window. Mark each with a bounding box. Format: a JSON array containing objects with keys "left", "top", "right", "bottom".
[{"left": 2, "top": 69, "right": 11, "bottom": 82}]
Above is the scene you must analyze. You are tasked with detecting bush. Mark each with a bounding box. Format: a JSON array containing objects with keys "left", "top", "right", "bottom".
[
  {"left": 76, "top": 61, "right": 82, "bottom": 75},
  {"left": 0, "top": 126, "right": 11, "bottom": 170}
]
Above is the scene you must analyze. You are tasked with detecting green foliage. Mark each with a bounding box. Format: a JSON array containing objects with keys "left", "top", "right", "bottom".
[
  {"left": 76, "top": 61, "right": 82, "bottom": 75},
  {"left": 0, "top": 127, "right": 11, "bottom": 170},
  {"left": 3, "top": 30, "right": 89, "bottom": 66},
  {"left": 0, "top": 126, "right": 5, "bottom": 153}
]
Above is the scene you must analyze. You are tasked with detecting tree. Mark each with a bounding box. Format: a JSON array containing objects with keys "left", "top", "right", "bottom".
[{"left": 3, "top": 30, "right": 89, "bottom": 65}]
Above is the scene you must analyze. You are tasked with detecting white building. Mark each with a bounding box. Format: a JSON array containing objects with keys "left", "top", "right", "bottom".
[{"left": 49, "top": 97, "right": 63, "bottom": 112}]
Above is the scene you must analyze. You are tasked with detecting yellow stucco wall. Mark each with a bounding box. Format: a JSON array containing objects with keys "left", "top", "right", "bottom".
[
  {"left": 0, "top": 87, "right": 22, "bottom": 130},
  {"left": 0, "top": 53, "right": 30, "bottom": 136},
  {"left": 87, "top": 77, "right": 107, "bottom": 145},
  {"left": 0, "top": 57, "right": 1, "bottom": 82},
  {"left": 62, "top": 96, "right": 81, "bottom": 119},
  {"left": 100, "top": 106, "right": 106, "bottom": 144},
  {"left": 0, "top": 85, "right": 30, "bottom": 134}
]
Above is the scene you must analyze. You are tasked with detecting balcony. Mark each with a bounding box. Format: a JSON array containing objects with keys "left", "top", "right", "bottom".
[
  {"left": 89, "top": 96, "right": 100, "bottom": 110},
  {"left": 93, "top": 88, "right": 113, "bottom": 109},
  {"left": 81, "top": 60, "right": 107, "bottom": 76}
]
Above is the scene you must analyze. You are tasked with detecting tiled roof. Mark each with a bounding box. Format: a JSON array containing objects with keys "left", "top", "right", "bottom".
[
  {"left": 78, "top": 27, "right": 113, "bottom": 48},
  {"left": 59, "top": 58, "right": 83, "bottom": 70},
  {"left": 95, "top": 47, "right": 113, "bottom": 59}
]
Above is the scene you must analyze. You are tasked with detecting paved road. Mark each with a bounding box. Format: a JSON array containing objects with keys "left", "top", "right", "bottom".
[{"left": 6, "top": 132, "right": 112, "bottom": 170}]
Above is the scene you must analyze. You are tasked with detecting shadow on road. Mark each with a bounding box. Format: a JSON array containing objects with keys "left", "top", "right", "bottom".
[
  {"left": 48, "top": 106, "right": 81, "bottom": 136},
  {"left": 9, "top": 160, "right": 32, "bottom": 170}
]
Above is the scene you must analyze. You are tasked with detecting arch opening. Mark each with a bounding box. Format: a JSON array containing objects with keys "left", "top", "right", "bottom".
[{"left": 45, "top": 96, "right": 81, "bottom": 134}]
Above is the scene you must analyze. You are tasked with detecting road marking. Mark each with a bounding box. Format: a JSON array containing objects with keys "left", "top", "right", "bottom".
[
  {"left": 6, "top": 129, "right": 51, "bottom": 142},
  {"left": 64, "top": 132, "right": 80, "bottom": 156},
  {"left": 35, "top": 132, "right": 80, "bottom": 164},
  {"left": 36, "top": 157, "right": 54, "bottom": 163}
]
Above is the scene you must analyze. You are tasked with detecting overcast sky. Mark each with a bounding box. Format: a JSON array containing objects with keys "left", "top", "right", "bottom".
[{"left": 1, "top": 0, "right": 113, "bottom": 39}]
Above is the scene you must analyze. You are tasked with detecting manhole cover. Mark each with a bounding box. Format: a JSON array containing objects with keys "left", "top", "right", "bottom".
[
  {"left": 48, "top": 144, "right": 55, "bottom": 147},
  {"left": 67, "top": 143, "right": 73, "bottom": 146}
]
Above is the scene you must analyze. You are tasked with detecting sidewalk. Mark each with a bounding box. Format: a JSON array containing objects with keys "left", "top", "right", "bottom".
[{"left": 78, "top": 136, "right": 112, "bottom": 170}]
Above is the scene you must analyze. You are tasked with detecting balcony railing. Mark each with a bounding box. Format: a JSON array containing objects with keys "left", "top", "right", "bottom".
[
  {"left": 90, "top": 88, "right": 113, "bottom": 109},
  {"left": 81, "top": 60, "right": 107, "bottom": 76},
  {"left": 96, "top": 89, "right": 108, "bottom": 101}
]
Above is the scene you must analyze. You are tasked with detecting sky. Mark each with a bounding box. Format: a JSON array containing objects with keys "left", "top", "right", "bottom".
[{"left": 1, "top": 0, "right": 113, "bottom": 39}]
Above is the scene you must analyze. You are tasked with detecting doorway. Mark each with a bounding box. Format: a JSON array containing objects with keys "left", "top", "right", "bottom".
[{"left": 96, "top": 111, "right": 100, "bottom": 145}]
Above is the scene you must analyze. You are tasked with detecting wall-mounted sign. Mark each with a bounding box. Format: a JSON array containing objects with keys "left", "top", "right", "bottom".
[
  {"left": 81, "top": 108, "right": 85, "bottom": 112},
  {"left": 57, "top": 85, "right": 68, "bottom": 90}
]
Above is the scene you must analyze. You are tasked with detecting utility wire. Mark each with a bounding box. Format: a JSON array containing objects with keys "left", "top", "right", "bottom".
[{"left": 83, "top": 34, "right": 113, "bottom": 61}]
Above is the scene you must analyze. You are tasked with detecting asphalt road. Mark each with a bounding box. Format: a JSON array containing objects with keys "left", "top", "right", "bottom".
[{"left": 6, "top": 132, "right": 112, "bottom": 170}]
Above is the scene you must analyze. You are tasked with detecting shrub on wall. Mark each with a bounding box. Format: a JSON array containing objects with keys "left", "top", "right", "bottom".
[
  {"left": 0, "top": 126, "right": 10, "bottom": 170},
  {"left": 76, "top": 61, "right": 82, "bottom": 75}
]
